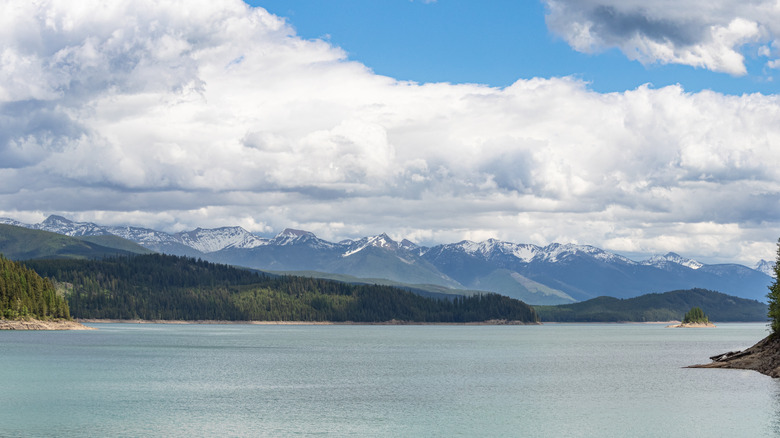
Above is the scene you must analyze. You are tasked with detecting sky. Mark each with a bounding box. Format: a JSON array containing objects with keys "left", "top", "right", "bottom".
[{"left": 1, "top": 0, "right": 779, "bottom": 266}]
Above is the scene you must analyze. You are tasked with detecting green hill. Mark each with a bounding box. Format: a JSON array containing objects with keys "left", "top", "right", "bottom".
[
  {"left": 25, "top": 254, "right": 539, "bottom": 323},
  {"left": 471, "top": 269, "right": 576, "bottom": 304},
  {"left": 1, "top": 255, "right": 70, "bottom": 320},
  {"left": 265, "top": 269, "right": 482, "bottom": 300},
  {"left": 534, "top": 288, "right": 768, "bottom": 322},
  {"left": 0, "top": 224, "right": 150, "bottom": 260},
  {"left": 76, "top": 235, "right": 154, "bottom": 255}
]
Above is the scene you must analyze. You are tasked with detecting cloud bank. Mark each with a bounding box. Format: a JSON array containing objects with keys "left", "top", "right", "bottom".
[
  {"left": 1, "top": 0, "right": 779, "bottom": 264},
  {"left": 544, "top": 0, "right": 780, "bottom": 75}
]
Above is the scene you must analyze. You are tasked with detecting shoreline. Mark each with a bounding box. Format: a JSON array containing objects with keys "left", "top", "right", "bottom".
[
  {"left": 543, "top": 320, "right": 683, "bottom": 325},
  {"left": 690, "top": 335, "right": 780, "bottom": 378},
  {"left": 0, "top": 319, "right": 96, "bottom": 331},
  {"left": 78, "top": 319, "right": 762, "bottom": 326},
  {"left": 666, "top": 322, "right": 717, "bottom": 328},
  {"left": 78, "top": 318, "right": 541, "bottom": 326},
  {"left": 4, "top": 318, "right": 758, "bottom": 329}
]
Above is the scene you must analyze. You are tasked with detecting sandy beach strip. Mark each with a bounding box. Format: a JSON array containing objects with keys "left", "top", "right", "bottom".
[
  {"left": 77, "top": 318, "right": 539, "bottom": 326},
  {"left": 0, "top": 319, "right": 96, "bottom": 330}
]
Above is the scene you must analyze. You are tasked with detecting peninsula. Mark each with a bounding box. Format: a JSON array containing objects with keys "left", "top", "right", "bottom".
[
  {"left": 692, "top": 240, "right": 779, "bottom": 377},
  {"left": 690, "top": 335, "right": 780, "bottom": 377}
]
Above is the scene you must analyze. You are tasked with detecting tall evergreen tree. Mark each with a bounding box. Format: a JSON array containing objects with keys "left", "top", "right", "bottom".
[
  {"left": 767, "top": 239, "right": 780, "bottom": 335},
  {"left": 682, "top": 306, "right": 708, "bottom": 324},
  {"left": 0, "top": 254, "right": 70, "bottom": 320}
]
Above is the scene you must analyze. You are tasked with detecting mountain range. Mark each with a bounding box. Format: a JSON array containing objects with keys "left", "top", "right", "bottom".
[{"left": 1, "top": 215, "right": 774, "bottom": 305}]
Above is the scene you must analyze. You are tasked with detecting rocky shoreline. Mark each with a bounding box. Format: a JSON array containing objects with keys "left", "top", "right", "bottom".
[
  {"left": 0, "top": 319, "right": 95, "bottom": 330},
  {"left": 689, "top": 335, "right": 780, "bottom": 378}
]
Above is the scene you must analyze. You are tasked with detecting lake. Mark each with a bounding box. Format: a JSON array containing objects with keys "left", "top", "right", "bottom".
[{"left": 1, "top": 323, "right": 778, "bottom": 437}]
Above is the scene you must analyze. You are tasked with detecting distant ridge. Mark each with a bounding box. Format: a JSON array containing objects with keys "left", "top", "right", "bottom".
[
  {"left": 0, "top": 224, "right": 152, "bottom": 260},
  {"left": 1, "top": 215, "right": 773, "bottom": 305},
  {"left": 534, "top": 289, "right": 768, "bottom": 322}
]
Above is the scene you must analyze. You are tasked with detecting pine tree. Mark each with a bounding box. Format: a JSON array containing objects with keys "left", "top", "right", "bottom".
[
  {"left": 767, "top": 239, "right": 780, "bottom": 336},
  {"left": 682, "top": 306, "right": 708, "bottom": 324}
]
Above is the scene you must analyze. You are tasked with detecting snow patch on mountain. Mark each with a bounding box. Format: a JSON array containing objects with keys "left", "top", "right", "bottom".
[
  {"left": 400, "top": 239, "right": 418, "bottom": 251},
  {"left": 1, "top": 215, "right": 765, "bottom": 284},
  {"left": 538, "top": 243, "right": 586, "bottom": 263},
  {"left": 535, "top": 243, "right": 632, "bottom": 264},
  {"left": 508, "top": 244, "right": 538, "bottom": 263},
  {"left": 175, "top": 227, "right": 267, "bottom": 253},
  {"left": 105, "top": 225, "right": 180, "bottom": 245},
  {"left": 272, "top": 228, "right": 336, "bottom": 249},
  {"left": 3, "top": 214, "right": 267, "bottom": 253},
  {"left": 277, "top": 228, "right": 314, "bottom": 238},
  {"left": 35, "top": 215, "right": 111, "bottom": 237},
  {"left": 642, "top": 252, "right": 703, "bottom": 270},
  {"left": 342, "top": 233, "right": 401, "bottom": 257},
  {"left": 442, "top": 240, "right": 636, "bottom": 264},
  {"left": 456, "top": 239, "right": 508, "bottom": 258},
  {"left": 0, "top": 217, "right": 27, "bottom": 227},
  {"left": 756, "top": 260, "right": 777, "bottom": 277}
]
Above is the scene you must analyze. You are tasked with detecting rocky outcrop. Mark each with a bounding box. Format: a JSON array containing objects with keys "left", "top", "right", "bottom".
[{"left": 690, "top": 335, "right": 780, "bottom": 378}]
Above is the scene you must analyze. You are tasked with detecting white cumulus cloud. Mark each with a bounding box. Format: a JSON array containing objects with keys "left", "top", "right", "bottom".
[
  {"left": 0, "top": 0, "right": 778, "bottom": 264},
  {"left": 544, "top": 0, "right": 780, "bottom": 75}
]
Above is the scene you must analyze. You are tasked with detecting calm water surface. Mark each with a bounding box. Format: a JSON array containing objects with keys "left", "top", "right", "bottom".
[{"left": 1, "top": 323, "right": 778, "bottom": 437}]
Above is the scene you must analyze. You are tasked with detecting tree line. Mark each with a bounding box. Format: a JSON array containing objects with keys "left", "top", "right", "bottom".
[
  {"left": 682, "top": 306, "right": 709, "bottom": 324},
  {"left": 768, "top": 239, "right": 780, "bottom": 335},
  {"left": 24, "top": 254, "right": 539, "bottom": 323},
  {"left": 534, "top": 288, "right": 767, "bottom": 323},
  {"left": 0, "top": 254, "right": 70, "bottom": 320}
]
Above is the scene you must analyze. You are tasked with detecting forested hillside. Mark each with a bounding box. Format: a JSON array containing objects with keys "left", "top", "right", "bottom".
[
  {"left": 535, "top": 288, "right": 767, "bottom": 322},
  {"left": 0, "top": 224, "right": 149, "bottom": 260},
  {"left": 25, "top": 254, "right": 539, "bottom": 323},
  {"left": 1, "top": 255, "right": 70, "bottom": 320}
]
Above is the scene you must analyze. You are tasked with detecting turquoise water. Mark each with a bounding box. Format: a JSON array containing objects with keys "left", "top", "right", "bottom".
[{"left": 1, "top": 323, "right": 778, "bottom": 437}]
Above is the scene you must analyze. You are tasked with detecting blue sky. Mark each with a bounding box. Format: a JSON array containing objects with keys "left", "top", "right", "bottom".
[
  {"left": 252, "top": 0, "right": 778, "bottom": 95},
  {"left": 1, "top": 0, "right": 779, "bottom": 265}
]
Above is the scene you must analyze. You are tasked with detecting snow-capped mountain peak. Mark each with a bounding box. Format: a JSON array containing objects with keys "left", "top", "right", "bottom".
[
  {"left": 36, "top": 215, "right": 111, "bottom": 237},
  {"left": 0, "top": 217, "right": 27, "bottom": 227},
  {"left": 368, "top": 233, "right": 396, "bottom": 249},
  {"left": 537, "top": 243, "right": 575, "bottom": 263},
  {"left": 276, "top": 228, "right": 315, "bottom": 238},
  {"left": 271, "top": 228, "right": 335, "bottom": 249},
  {"left": 0, "top": 214, "right": 772, "bottom": 304},
  {"left": 451, "top": 239, "right": 628, "bottom": 264},
  {"left": 105, "top": 225, "right": 179, "bottom": 245},
  {"left": 457, "top": 239, "right": 499, "bottom": 258},
  {"left": 400, "top": 239, "right": 418, "bottom": 251},
  {"left": 174, "top": 226, "right": 267, "bottom": 253},
  {"left": 536, "top": 243, "right": 636, "bottom": 264},
  {"left": 465, "top": 239, "right": 539, "bottom": 262},
  {"left": 642, "top": 252, "right": 703, "bottom": 270},
  {"left": 342, "top": 233, "right": 402, "bottom": 257},
  {"left": 756, "top": 259, "right": 777, "bottom": 277}
]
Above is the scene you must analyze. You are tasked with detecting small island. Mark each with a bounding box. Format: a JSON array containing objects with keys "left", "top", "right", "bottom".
[{"left": 667, "top": 306, "right": 715, "bottom": 328}]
